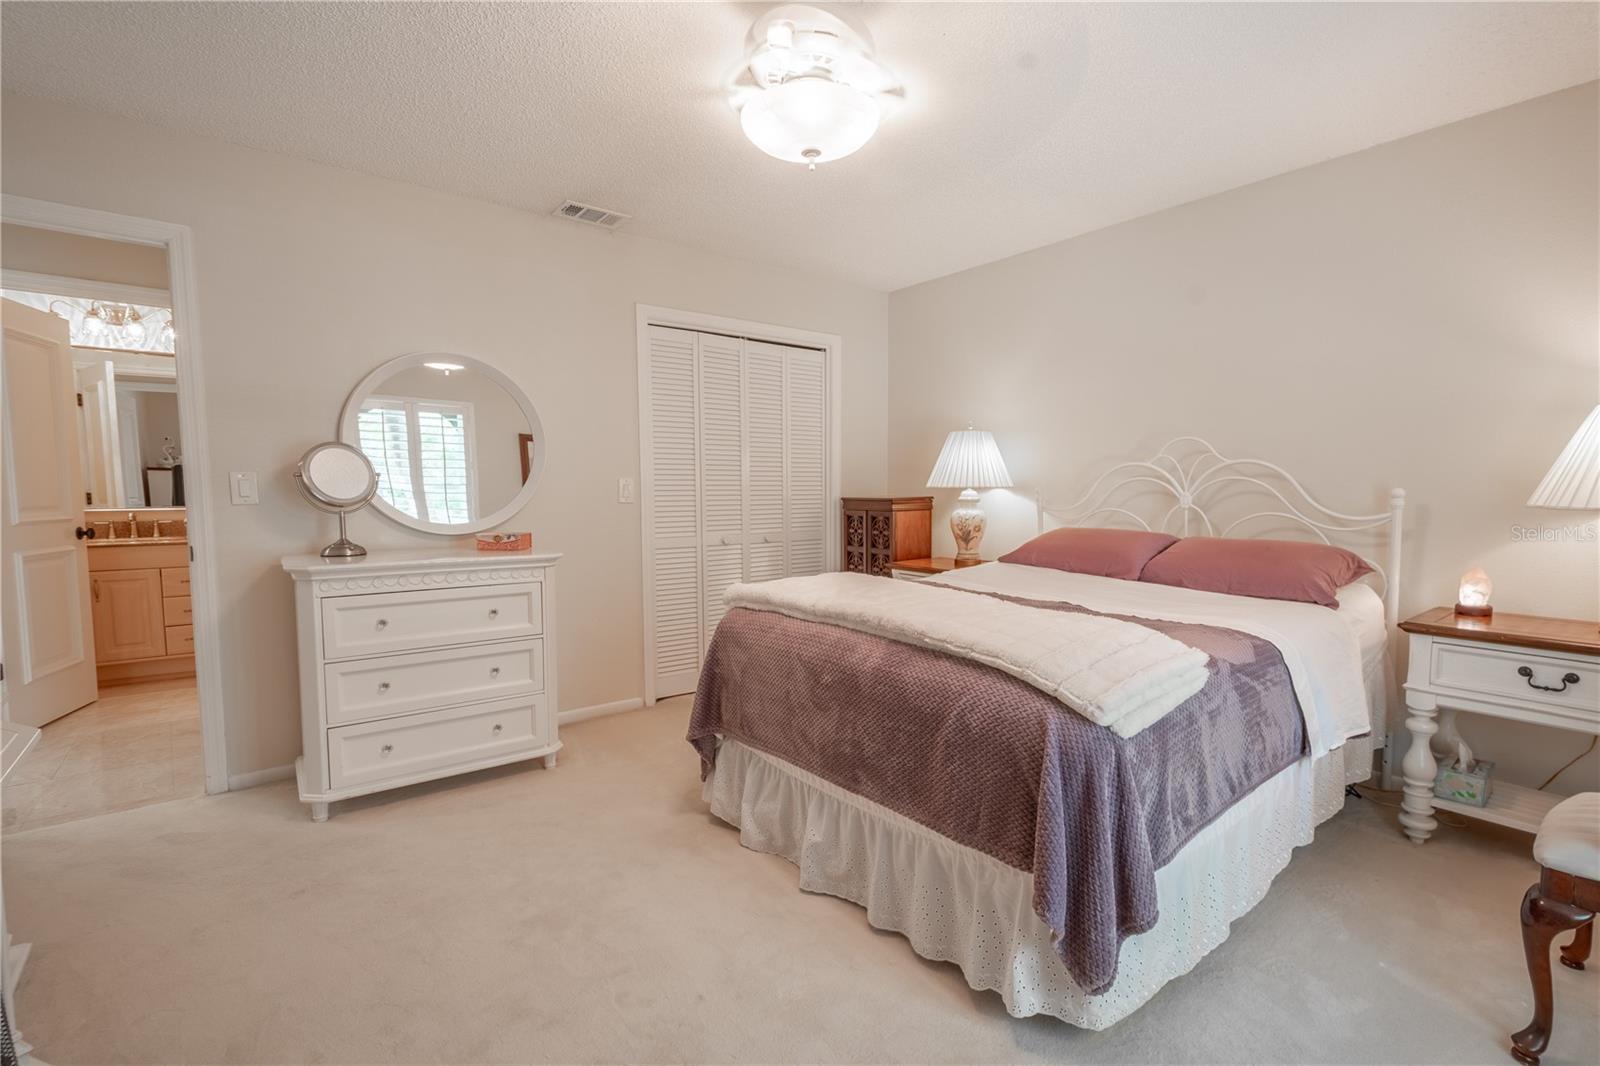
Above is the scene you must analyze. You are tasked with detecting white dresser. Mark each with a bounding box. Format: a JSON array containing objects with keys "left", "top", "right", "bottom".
[{"left": 282, "top": 549, "right": 561, "bottom": 821}]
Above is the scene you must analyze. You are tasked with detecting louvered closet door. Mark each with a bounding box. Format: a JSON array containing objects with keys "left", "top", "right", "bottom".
[
  {"left": 783, "top": 347, "right": 828, "bottom": 576},
  {"left": 644, "top": 325, "right": 830, "bottom": 700},
  {"left": 645, "top": 326, "right": 703, "bottom": 698},
  {"left": 743, "top": 342, "right": 788, "bottom": 582},
  {"left": 698, "top": 334, "right": 745, "bottom": 637}
]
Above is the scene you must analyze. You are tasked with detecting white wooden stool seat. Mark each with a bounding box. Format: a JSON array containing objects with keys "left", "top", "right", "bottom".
[{"left": 1533, "top": 793, "right": 1600, "bottom": 881}]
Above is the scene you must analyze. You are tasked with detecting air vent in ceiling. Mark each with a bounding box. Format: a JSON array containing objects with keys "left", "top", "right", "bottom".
[{"left": 553, "top": 200, "right": 631, "bottom": 229}]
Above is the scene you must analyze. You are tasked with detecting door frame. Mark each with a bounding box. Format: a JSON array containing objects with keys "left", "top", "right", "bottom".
[
  {"left": 3, "top": 193, "right": 228, "bottom": 794},
  {"left": 634, "top": 304, "right": 843, "bottom": 706}
]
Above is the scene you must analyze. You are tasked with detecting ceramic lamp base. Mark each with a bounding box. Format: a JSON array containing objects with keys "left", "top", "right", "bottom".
[{"left": 950, "top": 488, "right": 986, "bottom": 561}]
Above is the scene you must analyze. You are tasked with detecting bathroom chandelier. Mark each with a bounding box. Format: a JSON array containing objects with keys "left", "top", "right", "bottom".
[
  {"left": 734, "top": 4, "right": 899, "bottom": 170},
  {"left": 45, "top": 297, "right": 176, "bottom": 351}
]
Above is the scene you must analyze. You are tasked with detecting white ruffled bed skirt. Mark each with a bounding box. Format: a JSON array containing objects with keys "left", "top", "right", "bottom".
[{"left": 703, "top": 734, "right": 1372, "bottom": 1030}]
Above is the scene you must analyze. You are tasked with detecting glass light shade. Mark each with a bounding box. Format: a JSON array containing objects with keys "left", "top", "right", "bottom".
[
  {"left": 740, "top": 76, "right": 880, "bottom": 165},
  {"left": 123, "top": 317, "right": 146, "bottom": 343},
  {"left": 1457, "top": 567, "right": 1492, "bottom": 609},
  {"left": 80, "top": 308, "right": 105, "bottom": 334}
]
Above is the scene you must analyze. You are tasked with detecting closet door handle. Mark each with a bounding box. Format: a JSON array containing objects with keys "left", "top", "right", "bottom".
[
  {"left": 75, "top": 525, "right": 96, "bottom": 540},
  {"left": 92, "top": 578, "right": 101, "bottom": 604}
]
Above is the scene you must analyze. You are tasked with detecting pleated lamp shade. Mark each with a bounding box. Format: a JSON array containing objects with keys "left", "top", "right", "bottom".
[
  {"left": 926, "top": 429, "right": 1013, "bottom": 490},
  {"left": 1528, "top": 405, "right": 1600, "bottom": 509}
]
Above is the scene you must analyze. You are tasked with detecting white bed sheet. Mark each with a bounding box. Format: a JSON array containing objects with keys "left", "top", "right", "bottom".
[{"left": 929, "top": 562, "right": 1382, "bottom": 757}]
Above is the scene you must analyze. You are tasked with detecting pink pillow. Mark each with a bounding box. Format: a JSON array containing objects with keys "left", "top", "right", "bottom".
[
  {"left": 1139, "top": 537, "right": 1372, "bottom": 608},
  {"left": 999, "top": 527, "right": 1179, "bottom": 581}
]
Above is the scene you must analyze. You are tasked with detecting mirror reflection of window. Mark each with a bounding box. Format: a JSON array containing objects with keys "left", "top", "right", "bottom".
[{"left": 356, "top": 396, "right": 476, "bottom": 524}]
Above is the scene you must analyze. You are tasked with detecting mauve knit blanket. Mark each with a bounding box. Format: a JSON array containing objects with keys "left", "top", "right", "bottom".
[{"left": 687, "top": 588, "right": 1306, "bottom": 996}]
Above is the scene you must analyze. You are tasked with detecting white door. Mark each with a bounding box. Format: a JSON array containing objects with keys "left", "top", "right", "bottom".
[
  {"left": 698, "top": 333, "right": 745, "bottom": 638},
  {"left": 643, "top": 326, "right": 703, "bottom": 699},
  {"left": 642, "top": 324, "right": 832, "bottom": 701},
  {"left": 783, "top": 346, "right": 827, "bottom": 576},
  {"left": 1, "top": 299, "right": 99, "bottom": 727},
  {"left": 79, "top": 357, "right": 123, "bottom": 507}
]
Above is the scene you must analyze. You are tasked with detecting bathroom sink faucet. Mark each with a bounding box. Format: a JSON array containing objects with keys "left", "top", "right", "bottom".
[{"left": 126, "top": 511, "right": 139, "bottom": 540}]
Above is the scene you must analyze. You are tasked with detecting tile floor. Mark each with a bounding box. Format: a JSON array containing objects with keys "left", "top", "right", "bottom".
[{"left": 2, "top": 677, "right": 204, "bottom": 832}]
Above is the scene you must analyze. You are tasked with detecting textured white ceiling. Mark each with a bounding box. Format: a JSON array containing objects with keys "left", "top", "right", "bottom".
[{"left": 3, "top": 2, "right": 1596, "bottom": 291}]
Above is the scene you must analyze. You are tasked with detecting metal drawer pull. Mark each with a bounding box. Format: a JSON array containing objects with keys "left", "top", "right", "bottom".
[
  {"left": 488, "top": 609, "right": 499, "bottom": 619},
  {"left": 375, "top": 618, "right": 388, "bottom": 630},
  {"left": 492, "top": 723, "right": 503, "bottom": 735},
  {"left": 1518, "top": 666, "right": 1580, "bottom": 693},
  {"left": 378, "top": 681, "right": 390, "bottom": 693},
  {"left": 490, "top": 667, "right": 500, "bottom": 678},
  {"left": 380, "top": 743, "right": 394, "bottom": 756}
]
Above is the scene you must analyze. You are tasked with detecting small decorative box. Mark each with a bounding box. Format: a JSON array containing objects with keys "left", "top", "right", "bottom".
[
  {"left": 475, "top": 531, "right": 532, "bottom": 552},
  {"left": 1434, "top": 759, "right": 1494, "bottom": 807}
]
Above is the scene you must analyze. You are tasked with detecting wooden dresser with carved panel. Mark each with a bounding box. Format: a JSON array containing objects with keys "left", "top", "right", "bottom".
[{"left": 841, "top": 496, "right": 933, "bottom": 576}]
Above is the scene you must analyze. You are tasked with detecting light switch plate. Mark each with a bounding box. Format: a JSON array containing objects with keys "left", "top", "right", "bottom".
[
  {"left": 618, "top": 477, "right": 635, "bottom": 504},
  {"left": 230, "top": 471, "right": 259, "bottom": 505}
]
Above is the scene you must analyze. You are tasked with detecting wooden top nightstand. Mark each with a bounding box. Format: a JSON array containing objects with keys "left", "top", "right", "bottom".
[
  {"left": 889, "top": 556, "right": 989, "bottom": 580},
  {"left": 1397, "top": 607, "right": 1600, "bottom": 844}
]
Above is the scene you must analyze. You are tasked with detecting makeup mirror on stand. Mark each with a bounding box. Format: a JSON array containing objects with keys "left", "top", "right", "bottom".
[{"left": 294, "top": 442, "right": 378, "bottom": 558}]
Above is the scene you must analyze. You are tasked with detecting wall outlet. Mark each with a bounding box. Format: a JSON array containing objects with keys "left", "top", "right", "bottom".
[
  {"left": 618, "top": 477, "right": 635, "bottom": 504},
  {"left": 230, "top": 471, "right": 259, "bottom": 505}
]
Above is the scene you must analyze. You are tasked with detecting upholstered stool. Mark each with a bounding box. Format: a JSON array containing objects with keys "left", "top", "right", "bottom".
[{"left": 1511, "top": 792, "right": 1599, "bottom": 1065}]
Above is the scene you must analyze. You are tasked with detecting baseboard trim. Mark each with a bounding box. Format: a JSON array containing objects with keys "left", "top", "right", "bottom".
[
  {"left": 558, "top": 697, "right": 644, "bottom": 726},
  {"left": 228, "top": 763, "right": 295, "bottom": 790}
]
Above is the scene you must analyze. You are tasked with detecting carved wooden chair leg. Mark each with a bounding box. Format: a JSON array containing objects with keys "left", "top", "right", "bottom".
[
  {"left": 1559, "top": 919, "right": 1593, "bottom": 971},
  {"left": 1511, "top": 885, "right": 1596, "bottom": 1066}
]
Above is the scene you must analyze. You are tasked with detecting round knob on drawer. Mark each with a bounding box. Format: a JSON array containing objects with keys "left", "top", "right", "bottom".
[
  {"left": 375, "top": 618, "right": 388, "bottom": 630},
  {"left": 380, "top": 744, "right": 394, "bottom": 756},
  {"left": 488, "top": 608, "right": 499, "bottom": 619},
  {"left": 490, "top": 667, "right": 500, "bottom": 679},
  {"left": 492, "top": 723, "right": 503, "bottom": 735},
  {"left": 378, "top": 681, "right": 390, "bottom": 693}
]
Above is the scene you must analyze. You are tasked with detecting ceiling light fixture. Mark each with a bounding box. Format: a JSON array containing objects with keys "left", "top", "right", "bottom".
[
  {"left": 424, "top": 361, "right": 465, "bottom": 374},
  {"left": 734, "top": 4, "right": 898, "bottom": 170},
  {"left": 42, "top": 297, "right": 175, "bottom": 352}
]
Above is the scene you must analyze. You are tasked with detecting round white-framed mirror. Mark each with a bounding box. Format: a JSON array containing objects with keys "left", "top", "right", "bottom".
[{"left": 338, "top": 352, "right": 546, "bottom": 536}]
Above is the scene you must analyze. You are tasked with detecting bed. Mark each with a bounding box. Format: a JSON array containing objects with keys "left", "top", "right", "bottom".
[{"left": 687, "top": 438, "right": 1404, "bottom": 1029}]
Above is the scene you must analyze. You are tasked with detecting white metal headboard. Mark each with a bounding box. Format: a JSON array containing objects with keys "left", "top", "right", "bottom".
[{"left": 1036, "top": 437, "right": 1406, "bottom": 625}]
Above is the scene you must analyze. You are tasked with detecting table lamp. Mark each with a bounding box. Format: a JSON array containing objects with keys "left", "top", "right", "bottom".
[
  {"left": 1528, "top": 404, "right": 1600, "bottom": 512},
  {"left": 926, "top": 426, "right": 1012, "bottom": 560}
]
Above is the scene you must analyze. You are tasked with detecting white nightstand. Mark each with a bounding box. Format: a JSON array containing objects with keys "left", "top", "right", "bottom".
[{"left": 1398, "top": 607, "right": 1600, "bottom": 843}]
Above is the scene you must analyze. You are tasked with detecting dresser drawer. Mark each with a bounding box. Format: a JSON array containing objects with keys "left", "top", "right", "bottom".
[
  {"left": 320, "top": 583, "right": 542, "bottom": 659},
  {"left": 327, "top": 695, "right": 549, "bottom": 790},
  {"left": 1430, "top": 640, "right": 1600, "bottom": 715},
  {"left": 323, "top": 639, "right": 544, "bottom": 725}
]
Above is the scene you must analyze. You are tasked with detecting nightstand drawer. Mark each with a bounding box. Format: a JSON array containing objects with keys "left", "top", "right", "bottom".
[{"left": 1430, "top": 640, "right": 1600, "bottom": 715}]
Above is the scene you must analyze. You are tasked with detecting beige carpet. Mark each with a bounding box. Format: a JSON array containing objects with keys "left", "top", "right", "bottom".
[{"left": 3, "top": 699, "right": 1595, "bottom": 1065}]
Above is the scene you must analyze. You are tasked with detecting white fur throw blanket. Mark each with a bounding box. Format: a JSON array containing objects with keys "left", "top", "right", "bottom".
[{"left": 723, "top": 572, "right": 1211, "bottom": 737}]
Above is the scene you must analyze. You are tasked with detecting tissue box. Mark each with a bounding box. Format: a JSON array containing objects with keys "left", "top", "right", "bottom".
[
  {"left": 475, "top": 532, "right": 532, "bottom": 552},
  {"left": 1434, "top": 759, "right": 1494, "bottom": 807}
]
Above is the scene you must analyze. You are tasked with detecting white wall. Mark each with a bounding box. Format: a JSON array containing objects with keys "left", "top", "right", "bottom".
[
  {"left": 2, "top": 93, "right": 889, "bottom": 777},
  {"left": 889, "top": 84, "right": 1600, "bottom": 792}
]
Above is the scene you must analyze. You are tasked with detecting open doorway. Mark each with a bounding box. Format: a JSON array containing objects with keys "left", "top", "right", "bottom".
[{"left": 1, "top": 209, "right": 223, "bottom": 830}]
